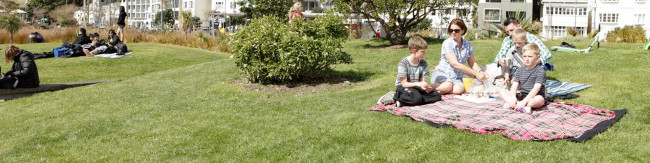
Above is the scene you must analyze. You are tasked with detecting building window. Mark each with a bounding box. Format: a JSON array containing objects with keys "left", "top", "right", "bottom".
[
  {"left": 601, "top": 0, "right": 619, "bottom": 2},
  {"left": 511, "top": 0, "right": 525, "bottom": 2},
  {"left": 184, "top": 2, "right": 187, "bottom": 8},
  {"left": 457, "top": 9, "right": 469, "bottom": 17},
  {"left": 634, "top": 14, "right": 645, "bottom": 24},
  {"left": 486, "top": 0, "right": 501, "bottom": 2},
  {"left": 599, "top": 13, "right": 619, "bottom": 23},
  {"left": 230, "top": 2, "right": 237, "bottom": 9},
  {"left": 216, "top": 2, "right": 223, "bottom": 10},
  {"left": 484, "top": 9, "right": 500, "bottom": 22},
  {"left": 506, "top": 11, "right": 525, "bottom": 19},
  {"left": 303, "top": 1, "right": 317, "bottom": 11},
  {"left": 190, "top": 1, "right": 193, "bottom": 8}
]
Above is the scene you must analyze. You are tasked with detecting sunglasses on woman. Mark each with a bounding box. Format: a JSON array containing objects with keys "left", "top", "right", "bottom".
[{"left": 449, "top": 29, "right": 462, "bottom": 33}]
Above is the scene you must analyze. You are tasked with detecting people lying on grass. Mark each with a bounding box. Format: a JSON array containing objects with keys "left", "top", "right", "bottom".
[
  {"left": 500, "top": 43, "right": 547, "bottom": 114},
  {"left": 288, "top": 2, "right": 304, "bottom": 22},
  {"left": 493, "top": 18, "right": 552, "bottom": 66},
  {"left": 72, "top": 28, "right": 92, "bottom": 45},
  {"left": 0, "top": 45, "right": 40, "bottom": 89},
  {"left": 502, "top": 28, "right": 528, "bottom": 85},
  {"left": 82, "top": 33, "right": 109, "bottom": 56},
  {"left": 431, "top": 18, "right": 487, "bottom": 95},
  {"left": 391, "top": 36, "right": 442, "bottom": 107}
]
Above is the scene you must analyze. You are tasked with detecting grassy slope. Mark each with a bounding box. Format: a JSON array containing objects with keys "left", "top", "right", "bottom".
[{"left": 0, "top": 40, "right": 648, "bottom": 161}]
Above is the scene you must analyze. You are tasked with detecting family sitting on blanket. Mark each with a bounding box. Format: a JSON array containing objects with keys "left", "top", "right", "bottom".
[{"left": 378, "top": 18, "right": 552, "bottom": 114}]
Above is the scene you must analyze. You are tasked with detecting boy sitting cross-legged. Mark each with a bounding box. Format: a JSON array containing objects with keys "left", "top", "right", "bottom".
[
  {"left": 500, "top": 43, "right": 547, "bottom": 114},
  {"left": 390, "top": 36, "right": 442, "bottom": 107}
]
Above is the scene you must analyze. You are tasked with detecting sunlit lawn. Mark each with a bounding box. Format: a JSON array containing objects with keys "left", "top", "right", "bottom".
[{"left": 0, "top": 39, "right": 648, "bottom": 161}]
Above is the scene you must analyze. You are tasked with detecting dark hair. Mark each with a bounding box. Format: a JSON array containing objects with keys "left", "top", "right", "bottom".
[
  {"left": 109, "top": 29, "right": 116, "bottom": 36},
  {"left": 79, "top": 28, "right": 87, "bottom": 35},
  {"left": 120, "top": 6, "right": 125, "bottom": 13},
  {"left": 503, "top": 18, "right": 520, "bottom": 26},
  {"left": 447, "top": 18, "right": 467, "bottom": 35},
  {"left": 93, "top": 33, "right": 100, "bottom": 38}
]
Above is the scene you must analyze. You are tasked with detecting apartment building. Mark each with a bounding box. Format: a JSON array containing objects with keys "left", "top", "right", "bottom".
[
  {"left": 592, "top": 0, "right": 650, "bottom": 39},
  {"left": 477, "top": 0, "right": 541, "bottom": 30},
  {"left": 541, "top": 0, "right": 590, "bottom": 39},
  {"left": 428, "top": 3, "right": 474, "bottom": 37}
]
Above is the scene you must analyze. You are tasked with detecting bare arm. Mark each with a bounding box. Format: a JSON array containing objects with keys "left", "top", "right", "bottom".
[{"left": 400, "top": 77, "right": 428, "bottom": 89}]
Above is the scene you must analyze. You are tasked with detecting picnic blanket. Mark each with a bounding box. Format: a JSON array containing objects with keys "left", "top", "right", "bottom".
[
  {"left": 545, "top": 80, "right": 592, "bottom": 98},
  {"left": 93, "top": 52, "right": 133, "bottom": 58},
  {"left": 368, "top": 95, "right": 625, "bottom": 142}
]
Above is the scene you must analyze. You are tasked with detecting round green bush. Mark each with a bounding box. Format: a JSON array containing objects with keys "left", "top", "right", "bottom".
[{"left": 230, "top": 15, "right": 352, "bottom": 83}]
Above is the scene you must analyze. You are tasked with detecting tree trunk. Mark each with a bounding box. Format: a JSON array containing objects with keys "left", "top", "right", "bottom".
[{"left": 10, "top": 33, "right": 14, "bottom": 44}]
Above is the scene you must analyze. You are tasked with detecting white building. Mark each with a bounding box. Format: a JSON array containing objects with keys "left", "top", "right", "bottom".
[
  {"left": 541, "top": 0, "right": 590, "bottom": 39},
  {"left": 592, "top": 0, "right": 650, "bottom": 40},
  {"left": 541, "top": 0, "right": 650, "bottom": 40},
  {"left": 428, "top": 3, "right": 475, "bottom": 37}
]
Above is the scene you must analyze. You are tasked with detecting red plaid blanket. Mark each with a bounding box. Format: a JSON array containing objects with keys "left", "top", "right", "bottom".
[{"left": 368, "top": 95, "right": 615, "bottom": 141}]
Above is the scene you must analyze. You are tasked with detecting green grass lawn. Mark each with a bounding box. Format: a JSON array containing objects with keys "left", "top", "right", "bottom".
[{"left": 0, "top": 40, "right": 648, "bottom": 161}]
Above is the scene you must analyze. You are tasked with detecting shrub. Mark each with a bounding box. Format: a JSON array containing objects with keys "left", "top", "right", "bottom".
[
  {"left": 411, "top": 18, "right": 433, "bottom": 32},
  {"left": 230, "top": 14, "right": 352, "bottom": 83},
  {"left": 606, "top": 25, "right": 647, "bottom": 43},
  {"left": 465, "top": 28, "right": 489, "bottom": 41},
  {"left": 567, "top": 27, "right": 576, "bottom": 36}
]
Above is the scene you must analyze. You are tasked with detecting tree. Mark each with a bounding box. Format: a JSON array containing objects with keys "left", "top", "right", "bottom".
[
  {"left": 49, "top": 4, "right": 79, "bottom": 27},
  {"left": 1, "top": 0, "right": 20, "bottom": 11},
  {"left": 153, "top": 9, "right": 174, "bottom": 28},
  {"left": 334, "top": 0, "right": 446, "bottom": 45},
  {"left": 0, "top": 14, "right": 23, "bottom": 44},
  {"left": 26, "top": 0, "right": 85, "bottom": 19},
  {"left": 180, "top": 11, "right": 194, "bottom": 40},
  {"left": 237, "top": 0, "right": 293, "bottom": 20}
]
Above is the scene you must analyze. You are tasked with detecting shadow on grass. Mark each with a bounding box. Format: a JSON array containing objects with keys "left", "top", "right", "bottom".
[
  {"left": 362, "top": 36, "right": 445, "bottom": 49},
  {"left": 233, "top": 70, "right": 375, "bottom": 94}
]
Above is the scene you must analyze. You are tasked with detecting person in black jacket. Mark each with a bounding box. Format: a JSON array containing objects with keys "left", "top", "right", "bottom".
[
  {"left": 116, "top": 6, "right": 127, "bottom": 43},
  {"left": 1, "top": 45, "right": 40, "bottom": 89},
  {"left": 72, "top": 28, "right": 92, "bottom": 45}
]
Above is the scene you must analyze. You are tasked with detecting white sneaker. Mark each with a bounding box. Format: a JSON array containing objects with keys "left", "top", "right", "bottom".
[
  {"left": 377, "top": 91, "right": 396, "bottom": 105},
  {"left": 396, "top": 101, "right": 402, "bottom": 107},
  {"left": 503, "top": 103, "right": 511, "bottom": 109}
]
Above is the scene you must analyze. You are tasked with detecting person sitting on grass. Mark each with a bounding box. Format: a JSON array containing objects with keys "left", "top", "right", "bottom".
[
  {"left": 0, "top": 45, "right": 40, "bottom": 89},
  {"left": 494, "top": 18, "right": 552, "bottom": 67},
  {"left": 503, "top": 28, "right": 528, "bottom": 85},
  {"left": 430, "top": 18, "right": 487, "bottom": 95},
  {"left": 390, "top": 36, "right": 441, "bottom": 107},
  {"left": 82, "top": 33, "right": 108, "bottom": 56},
  {"left": 106, "top": 29, "right": 122, "bottom": 53},
  {"left": 500, "top": 43, "right": 547, "bottom": 114},
  {"left": 72, "top": 28, "right": 92, "bottom": 45}
]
